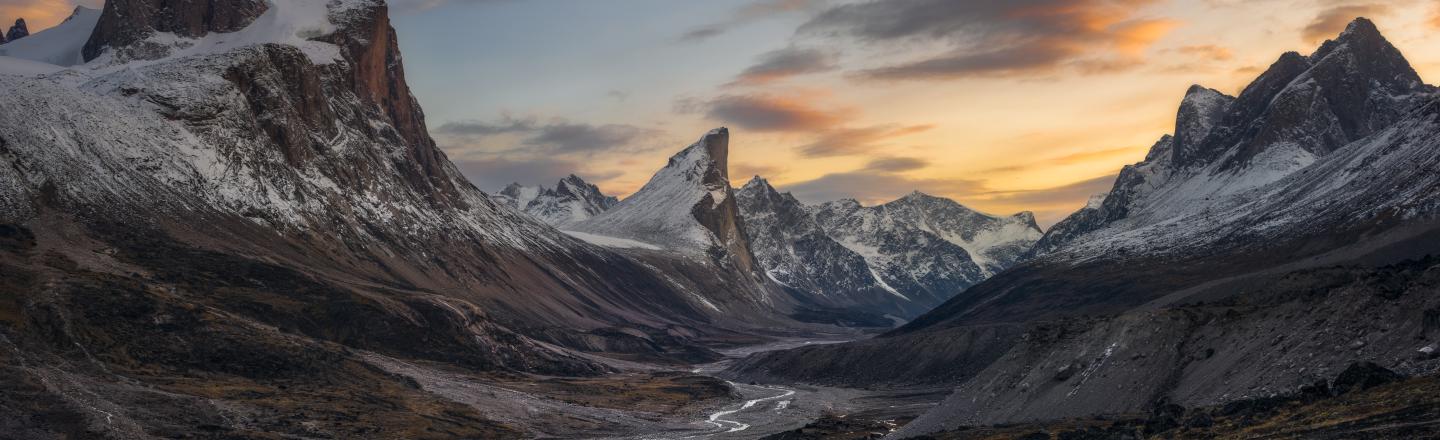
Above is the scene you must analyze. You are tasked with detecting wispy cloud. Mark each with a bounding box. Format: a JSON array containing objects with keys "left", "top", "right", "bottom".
[
  {"left": 796, "top": 124, "right": 934, "bottom": 157},
  {"left": 799, "top": 0, "right": 1179, "bottom": 80},
  {"left": 730, "top": 46, "right": 839, "bottom": 85},
  {"left": 977, "top": 145, "right": 1145, "bottom": 175},
  {"left": 435, "top": 116, "right": 661, "bottom": 156},
  {"left": 692, "top": 94, "right": 849, "bottom": 132},
  {"left": 1175, "top": 44, "right": 1235, "bottom": 61},
  {"left": 679, "top": 0, "right": 821, "bottom": 42}
]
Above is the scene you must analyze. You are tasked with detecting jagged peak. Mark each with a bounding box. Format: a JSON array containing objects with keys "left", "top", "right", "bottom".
[
  {"left": 666, "top": 127, "right": 729, "bottom": 173},
  {"left": 1184, "top": 84, "right": 1226, "bottom": 98},
  {"left": 741, "top": 175, "right": 773, "bottom": 190},
  {"left": 556, "top": 174, "right": 588, "bottom": 190},
  {"left": 1333, "top": 17, "right": 1383, "bottom": 46},
  {"left": 1011, "top": 211, "right": 1039, "bottom": 229}
]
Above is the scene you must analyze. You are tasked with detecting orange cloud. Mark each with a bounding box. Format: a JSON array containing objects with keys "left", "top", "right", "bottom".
[
  {"left": 1176, "top": 44, "right": 1235, "bottom": 61},
  {"left": 807, "top": 0, "right": 1180, "bottom": 80},
  {"left": 702, "top": 94, "right": 850, "bottom": 132},
  {"left": 1110, "top": 18, "right": 1182, "bottom": 56}
]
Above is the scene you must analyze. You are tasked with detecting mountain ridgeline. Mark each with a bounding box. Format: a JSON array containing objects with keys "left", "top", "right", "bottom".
[
  {"left": 729, "top": 17, "right": 1440, "bottom": 438},
  {"left": 500, "top": 130, "right": 1040, "bottom": 323}
]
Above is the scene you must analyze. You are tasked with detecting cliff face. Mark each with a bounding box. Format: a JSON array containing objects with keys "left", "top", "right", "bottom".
[{"left": 318, "top": 2, "right": 456, "bottom": 205}]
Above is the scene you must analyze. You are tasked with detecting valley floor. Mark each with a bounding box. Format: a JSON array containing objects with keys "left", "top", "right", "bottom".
[{"left": 365, "top": 337, "right": 948, "bottom": 439}]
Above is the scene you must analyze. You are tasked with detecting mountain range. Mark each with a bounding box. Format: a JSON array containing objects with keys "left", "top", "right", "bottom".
[
  {"left": 2, "top": 0, "right": 1439, "bottom": 437},
  {"left": 730, "top": 17, "right": 1440, "bottom": 438}
]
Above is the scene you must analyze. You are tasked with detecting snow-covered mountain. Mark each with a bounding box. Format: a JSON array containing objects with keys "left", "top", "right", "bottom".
[
  {"left": 735, "top": 177, "right": 918, "bottom": 318},
  {"left": 733, "top": 18, "right": 1440, "bottom": 437},
  {"left": 810, "top": 192, "right": 1040, "bottom": 305},
  {"left": 1034, "top": 18, "right": 1432, "bottom": 258},
  {"left": 736, "top": 179, "right": 1041, "bottom": 318},
  {"left": 568, "top": 128, "right": 801, "bottom": 316},
  {"left": 493, "top": 175, "right": 618, "bottom": 228},
  {"left": 571, "top": 128, "right": 756, "bottom": 263}
]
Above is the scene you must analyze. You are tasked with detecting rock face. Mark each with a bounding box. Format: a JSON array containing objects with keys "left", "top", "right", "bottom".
[
  {"left": 4, "top": 18, "right": 26, "bottom": 42},
  {"left": 1034, "top": 18, "right": 1430, "bottom": 255},
  {"left": 494, "top": 175, "right": 618, "bottom": 228},
  {"left": 731, "top": 17, "right": 1440, "bottom": 436},
  {"left": 82, "top": 0, "right": 268, "bottom": 61}
]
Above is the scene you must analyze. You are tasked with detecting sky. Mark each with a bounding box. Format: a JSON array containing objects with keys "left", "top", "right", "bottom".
[{"left": 6, "top": 0, "right": 1440, "bottom": 226}]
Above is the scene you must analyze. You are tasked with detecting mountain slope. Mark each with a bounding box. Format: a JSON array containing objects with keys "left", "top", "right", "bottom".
[
  {"left": 493, "top": 175, "right": 618, "bottom": 228},
  {"left": 729, "top": 17, "right": 1440, "bottom": 436}
]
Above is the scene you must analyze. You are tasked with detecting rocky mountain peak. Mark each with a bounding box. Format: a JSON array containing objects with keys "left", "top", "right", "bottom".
[
  {"left": 5, "top": 18, "right": 27, "bottom": 42},
  {"left": 742, "top": 175, "right": 772, "bottom": 190},
  {"left": 83, "top": 0, "right": 268, "bottom": 61},
  {"left": 573, "top": 128, "right": 757, "bottom": 268},
  {"left": 699, "top": 127, "right": 729, "bottom": 178},
  {"left": 1171, "top": 86, "right": 1232, "bottom": 164},
  {"left": 1011, "top": 211, "right": 1039, "bottom": 230}
]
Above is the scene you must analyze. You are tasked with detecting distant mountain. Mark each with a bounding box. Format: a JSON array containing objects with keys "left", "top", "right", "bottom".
[
  {"left": 5, "top": 18, "right": 27, "bottom": 42},
  {"left": 737, "top": 180, "right": 1041, "bottom": 319},
  {"left": 571, "top": 128, "right": 757, "bottom": 266},
  {"left": 735, "top": 177, "right": 914, "bottom": 318},
  {"left": 493, "top": 175, "right": 618, "bottom": 228},
  {"left": 730, "top": 18, "right": 1440, "bottom": 437},
  {"left": 569, "top": 128, "right": 789, "bottom": 315}
]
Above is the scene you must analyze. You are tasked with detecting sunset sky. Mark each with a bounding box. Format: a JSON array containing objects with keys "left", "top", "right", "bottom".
[{"left": 7, "top": 0, "right": 1440, "bottom": 225}]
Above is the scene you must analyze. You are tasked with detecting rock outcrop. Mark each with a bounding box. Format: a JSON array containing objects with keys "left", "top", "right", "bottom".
[
  {"left": 4, "top": 18, "right": 27, "bottom": 42},
  {"left": 82, "top": 0, "right": 267, "bottom": 60}
]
